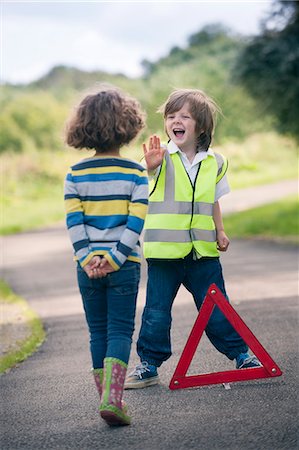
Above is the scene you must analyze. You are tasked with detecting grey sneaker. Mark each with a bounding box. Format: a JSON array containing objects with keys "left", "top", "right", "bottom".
[
  {"left": 124, "top": 361, "right": 160, "bottom": 389},
  {"left": 236, "top": 355, "right": 262, "bottom": 369}
]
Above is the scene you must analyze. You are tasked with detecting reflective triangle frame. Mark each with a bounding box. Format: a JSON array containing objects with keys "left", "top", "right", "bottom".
[{"left": 169, "top": 284, "right": 283, "bottom": 390}]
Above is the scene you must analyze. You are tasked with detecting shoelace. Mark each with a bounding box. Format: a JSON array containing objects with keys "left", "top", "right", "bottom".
[
  {"left": 240, "top": 356, "right": 261, "bottom": 368},
  {"left": 131, "top": 362, "right": 151, "bottom": 379}
]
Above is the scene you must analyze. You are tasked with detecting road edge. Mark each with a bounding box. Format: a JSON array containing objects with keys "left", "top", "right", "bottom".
[{"left": 0, "top": 279, "right": 46, "bottom": 374}]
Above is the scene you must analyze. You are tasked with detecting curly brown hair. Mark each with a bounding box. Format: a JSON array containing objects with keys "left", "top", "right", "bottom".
[
  {"left": 65, "top": 85, "right": 146, "bottom": 152},
  {"left": 158, "top": 88, "right": 221, "bottom": 151}
]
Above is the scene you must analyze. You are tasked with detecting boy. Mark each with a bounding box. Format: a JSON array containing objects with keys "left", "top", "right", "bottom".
[{"left": 125, "top": 88, "right": 261, "bottom": 389}]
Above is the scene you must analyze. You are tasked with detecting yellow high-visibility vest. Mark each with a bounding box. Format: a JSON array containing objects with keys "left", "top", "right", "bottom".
[{"left": 143, "top": 151, "right": 228, "bottom": 259}]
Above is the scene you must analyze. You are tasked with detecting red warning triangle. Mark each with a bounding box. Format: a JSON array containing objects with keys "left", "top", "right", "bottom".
[{"left": 169, "top": 284, "right": 282, "bottom": 390}]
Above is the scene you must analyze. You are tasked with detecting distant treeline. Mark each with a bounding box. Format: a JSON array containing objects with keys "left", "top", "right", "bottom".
[{"left": 1, "top": 0, "right": 298, "bottom": 154}]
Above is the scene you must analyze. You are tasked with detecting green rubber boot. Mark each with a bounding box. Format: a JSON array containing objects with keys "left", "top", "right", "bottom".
[{"left": 99, "top": 357, "right": 131, "bottom": 426}]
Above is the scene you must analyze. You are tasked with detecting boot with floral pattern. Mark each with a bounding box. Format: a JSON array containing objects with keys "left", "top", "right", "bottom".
[
  {"left": 99, "top": 357, "right": 131, "bottom": 426},
  {"left": 92, "top": 367, "right": 127, "bottom": 413},
  {"left": 92, "top": 368, "right": 104, "bottom": 399}
]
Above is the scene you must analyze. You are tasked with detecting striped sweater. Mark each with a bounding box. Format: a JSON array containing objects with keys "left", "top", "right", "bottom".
[{"left": 64, "top": 156, "right": 148, "bottom": 270}]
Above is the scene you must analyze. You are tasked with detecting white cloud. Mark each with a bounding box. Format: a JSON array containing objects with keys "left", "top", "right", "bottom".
[
  {"left": 72, "top": 29, "right": 144, "bottom": 76},
  {"left": 1, "top": 1, "right": 272, "bottom": 84}
]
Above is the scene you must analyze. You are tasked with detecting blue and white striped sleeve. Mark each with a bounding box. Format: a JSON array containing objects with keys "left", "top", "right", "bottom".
[{"left": 64, "top": 171, "right": 94, "bottom": 267}]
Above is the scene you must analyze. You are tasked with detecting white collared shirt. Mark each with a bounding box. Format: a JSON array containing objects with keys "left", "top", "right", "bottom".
[{"left": 151, "top": 141, "right": 230, "bottom": 202}]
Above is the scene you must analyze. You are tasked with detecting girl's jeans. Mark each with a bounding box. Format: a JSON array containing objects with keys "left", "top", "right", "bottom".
[
  {"left": 77, "top": 260, "right": 140, "bottom": 369},
  {"left": 137, "top": 254, "right": 248, "bottom": 367}
]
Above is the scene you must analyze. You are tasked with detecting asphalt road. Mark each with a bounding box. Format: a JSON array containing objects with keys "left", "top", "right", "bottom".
[{"left": 1, "top": 180, "right": 298, "bottom": 450}]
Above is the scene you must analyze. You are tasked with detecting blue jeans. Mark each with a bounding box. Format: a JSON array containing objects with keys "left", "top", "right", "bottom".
[
  {"left": 77, "top": 260, "right": 140, "bottom": 369},
  {"left": 137, "top": 254, "right": 248, "bottom": 367}
]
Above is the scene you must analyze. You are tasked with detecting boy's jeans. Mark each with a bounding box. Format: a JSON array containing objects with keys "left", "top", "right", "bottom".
[
  {"left": 137, "top": 253, "right": 248, "bottom": 367},
  {"left": 77, "top": 260, "right": 140, "bottom": 369}
]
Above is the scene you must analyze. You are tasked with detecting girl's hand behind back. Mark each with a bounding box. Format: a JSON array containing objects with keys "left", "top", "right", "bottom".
[
  {"left": 99, "top": 258, "right": 116, "bottom": 276},
  {"left": 83, "top": 256, "right": 102, "bottom": 278},
  {"left": 143, "top": 135, "right": 166, "bottom": 171},
  {"left": 86, "top": 257, "right": 116, "bottom": 278}
]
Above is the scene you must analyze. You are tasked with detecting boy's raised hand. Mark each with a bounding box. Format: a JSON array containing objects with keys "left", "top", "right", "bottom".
[{"left": 143, "top": 135, "right": 166, "bottom": 171}]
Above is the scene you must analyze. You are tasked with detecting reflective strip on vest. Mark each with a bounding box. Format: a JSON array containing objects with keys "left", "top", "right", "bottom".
[
  {"left": 144, "top": 228, "right": 216, "bottom": 242},
  {"left": 215, "top": 152, "right": 228, "bottom": 182},
  {"left": 148, "top": 201, "right": 213, "bottom": 215},
  {"left": 143, "top": 151, "right": 227, "bottom": 259}
]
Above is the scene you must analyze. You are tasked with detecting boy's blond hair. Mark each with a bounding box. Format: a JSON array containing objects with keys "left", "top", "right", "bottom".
[{"left": 158, "top": 88, "right": 221, "bottom": 151}]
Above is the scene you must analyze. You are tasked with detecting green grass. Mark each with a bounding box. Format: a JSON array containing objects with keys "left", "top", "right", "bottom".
[
  {"left": 0, "top": 280, "right": 46, "bottom": 374},
  {"left": 0, "top": 131, "right": 298, "bottom": 235},
  {"left": 0, "top": 148, "right": 73, "bottom": 235},
  {"left": 224, "top": 196, "right": 299, "bottom": 244},
  {"left": 215, "top": 132, "right": 298, "bottom": 189},
  {"left": 1, "top": 178, "right": 65, "bottom": 234}
]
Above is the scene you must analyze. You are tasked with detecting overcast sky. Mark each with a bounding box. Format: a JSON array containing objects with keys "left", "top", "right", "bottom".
[{"left": 1, "top": 1, "right": 273, "bottom": 84}]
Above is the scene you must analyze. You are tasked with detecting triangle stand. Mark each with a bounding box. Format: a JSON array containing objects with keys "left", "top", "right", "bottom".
[{"left": 169, "top": 284, "right": 282, "bottom": 390}]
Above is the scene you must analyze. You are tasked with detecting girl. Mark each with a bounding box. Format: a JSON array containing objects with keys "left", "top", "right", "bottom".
[{"left": 64, "top": 85, "right": 148, "bottom": 425}]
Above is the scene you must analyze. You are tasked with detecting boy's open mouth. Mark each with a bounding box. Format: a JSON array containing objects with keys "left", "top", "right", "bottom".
[{"left": 173, "top": 128, "right": 185, "bottom": 138}]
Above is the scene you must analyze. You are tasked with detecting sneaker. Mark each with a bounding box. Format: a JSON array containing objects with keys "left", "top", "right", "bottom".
[
  {"left": 236, "top": 353, "right": 262, "bottom": 369},
  {"left": 124, "top": 361, "right": 160, "bottom": 389}
]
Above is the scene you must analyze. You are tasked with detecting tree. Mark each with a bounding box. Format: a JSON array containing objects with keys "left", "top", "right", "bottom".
[
  {"left": 0, "top": 92, "right": 68, "bottom": 153},
  {"left": 188, "top": 23, "right": 232, "bottom": 47},
  {"left": 235, "top": 1, "right": 299, "bottom": 139}
]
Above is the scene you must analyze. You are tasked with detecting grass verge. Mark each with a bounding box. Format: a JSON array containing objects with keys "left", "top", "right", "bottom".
[
  {"left": 224, "top": 195, "right": 298, "bottom": 244},
  {"left": 0, "top": 132, "right": 298, "bottom": 235},
  {"left": 0, "top": 279, "right": 46, "bottom": 374}
]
